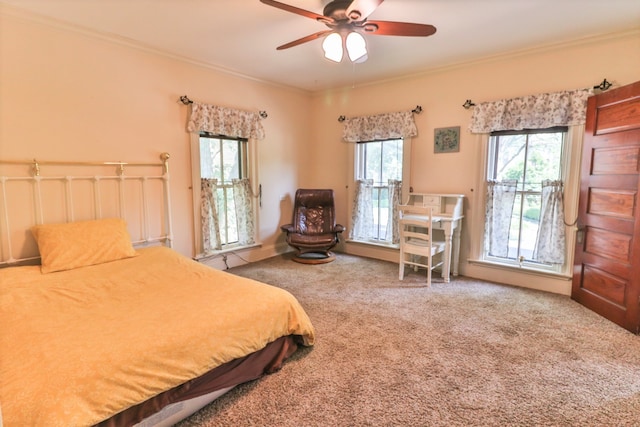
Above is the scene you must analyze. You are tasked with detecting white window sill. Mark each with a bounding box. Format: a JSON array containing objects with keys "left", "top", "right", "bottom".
[
  {"left": 345, "top": 239, "right": 399, "bottom": 250},
  {"left": 468, "top": 258, "right": 571, "bottom": 281},
  {"left": 194, "top": 242, "right": 262, "bottom": 262}
]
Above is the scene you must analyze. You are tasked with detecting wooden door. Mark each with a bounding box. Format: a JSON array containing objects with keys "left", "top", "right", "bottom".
[{"left": 572, "top": 80, "right": 640, "bottom": 334}]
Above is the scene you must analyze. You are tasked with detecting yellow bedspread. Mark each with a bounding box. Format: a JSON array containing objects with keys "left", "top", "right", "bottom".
[{"left": 0, "top": 246, "right": 315, "bottom": 426}]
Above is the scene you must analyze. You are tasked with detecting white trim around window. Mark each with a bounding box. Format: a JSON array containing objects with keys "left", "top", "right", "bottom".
[
  {"left": 189, "top": 133, "right": 261, "bottom": 258},
  {"left": 345, "top": 138, "right": 413, "bottom": 248},
  {"left": 469, "top": 125, "right": 584, "bottom": 279}
]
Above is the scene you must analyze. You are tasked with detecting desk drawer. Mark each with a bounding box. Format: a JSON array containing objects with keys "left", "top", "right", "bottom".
[
  {"left": 404, "top": 193, "right": 464, "bottom": 220},
  {"left": 420, "top": 195, "right": 441, "bottom": 207}
]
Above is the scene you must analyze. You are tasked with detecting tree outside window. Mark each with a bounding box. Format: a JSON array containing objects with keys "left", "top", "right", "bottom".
[
  {"left": 200, "top": 134, "right": 248, "bottom": 247},
  {"left": 487, "top": 127, "right": 566, "bottom": 263},
  {"left": 356, "top": 139, "right": 403, "bottom": 242}
]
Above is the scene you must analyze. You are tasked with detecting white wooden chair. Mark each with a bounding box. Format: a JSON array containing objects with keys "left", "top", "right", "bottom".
[{"left": 398, "top": 207, "right": 446, "bottom": 286}]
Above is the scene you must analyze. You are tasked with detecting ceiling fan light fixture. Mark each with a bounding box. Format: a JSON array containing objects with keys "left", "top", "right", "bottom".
[
  {"left": 322, "top": 32, "right": 344, "bottom": 62},
  {"left": 346, "top": 31, "right": 368, "bottom": 63},
  {"left": 261, "top": 0, "right": 438, "bottom": 63}
]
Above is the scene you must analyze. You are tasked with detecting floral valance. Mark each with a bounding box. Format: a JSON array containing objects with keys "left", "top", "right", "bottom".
[
  {"left": 342, "top": 111, "right": 418, "bottom": 142},
  {"left": 187, "top": 102, "right": 265, "bottom": 140},
  {"left": 469, "top": 88, "right": 593, "bottom": 133}
]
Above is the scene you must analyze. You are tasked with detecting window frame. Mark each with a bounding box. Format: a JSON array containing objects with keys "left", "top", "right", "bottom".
[
  {"left": 482, "top": 126, "right": 572, "bottom": 274},
  {"left": 349, "top": 137, "right": 412, "bottom": 247},
  {"left": 190, "top": 132, "right": 259, "bottom": 258}
]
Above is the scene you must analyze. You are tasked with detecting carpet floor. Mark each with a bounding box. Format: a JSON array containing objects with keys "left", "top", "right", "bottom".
[{"left": 177, "top": 253, "right": 640, "bottom": 427}]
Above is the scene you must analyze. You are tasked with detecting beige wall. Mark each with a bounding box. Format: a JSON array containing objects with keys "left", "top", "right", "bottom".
[
  {"left": 0, "top": 9, "right": 312, "bottom": 260},
  {"left": 308, "top": 30, "right": 640, "bottom": 294},
  {"left": 2, "top": 7, "right": 639, "bottom": 293}
]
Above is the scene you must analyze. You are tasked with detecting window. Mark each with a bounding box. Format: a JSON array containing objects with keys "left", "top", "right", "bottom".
[
  {"left": 485, "top": 127, "right": 567, "bottom": 267},
  {"left": 195, "top": 133, "right": 256, "bottom": 255},
  {"left": 353, "top": 139, "right": 403, "bottom": 243}
]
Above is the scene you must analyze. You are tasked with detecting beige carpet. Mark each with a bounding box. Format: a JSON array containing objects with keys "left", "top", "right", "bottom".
[{"left": 177, "top": 253, "right": 640, "bottom": 427}]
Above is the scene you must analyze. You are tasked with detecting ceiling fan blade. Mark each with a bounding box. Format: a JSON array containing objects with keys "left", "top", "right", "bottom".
[
  {"left": 276, "top": 30, "right": 333, "bottom": 50},
  {"left": 363, "top": 20, "right": 437, "bottom": 37},
  {"left": 346, "top": 0, "right": 384, "bottom": 21},
  {"left": 260, "top": 0, "right": 331, "bottom": 23}
]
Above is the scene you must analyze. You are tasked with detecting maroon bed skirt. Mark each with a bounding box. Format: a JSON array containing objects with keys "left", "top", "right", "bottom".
[{"left": 96, "top": 335, "right": 300, "bottom": 427}]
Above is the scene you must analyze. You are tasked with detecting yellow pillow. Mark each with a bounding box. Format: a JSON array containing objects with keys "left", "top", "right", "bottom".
[{"left": 31, "top": 218, "right": 138, "bottom": 273}]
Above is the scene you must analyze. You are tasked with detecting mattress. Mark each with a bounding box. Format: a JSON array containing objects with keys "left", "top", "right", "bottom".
[{"left": 0, "top": 246, "right": 315, "bottom": 426}]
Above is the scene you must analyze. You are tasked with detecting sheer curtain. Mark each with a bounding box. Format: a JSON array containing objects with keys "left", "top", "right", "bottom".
[
  {"left": 471, "top": 88, "right": 591, "bottom": 264},
  {"left": 484, "top": 180, "right": 517, "bottom": 257},
  {"left": 349, "top": 179, "right": 374, "bottom": 241},
  {"left": 343, "top": 109, "right": 419, "bottom": 244},
  {"left": 187, "top": 101, "right": 264, "bottom": 254},
  {"left": 386, "top": 179, "right": 403, "bottom": 244},
  {"left": 201, "top": 178, "right": 221, "bottom": 253},
  {"left": 232, "top": 178, "right": 256, "bottom": 246},
  {"left": 533, "top": 180, "right": 566, "bottom": 264}
]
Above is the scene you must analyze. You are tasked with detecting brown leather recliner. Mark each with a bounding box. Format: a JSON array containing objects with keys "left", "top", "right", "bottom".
[{"left": 281, "top": 189, "right": 344, "bottom": 263}]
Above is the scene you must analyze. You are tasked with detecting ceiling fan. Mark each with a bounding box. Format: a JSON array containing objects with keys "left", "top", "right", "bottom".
[{"left": 260, "top": 0, "right": 437, "bottom": 63}]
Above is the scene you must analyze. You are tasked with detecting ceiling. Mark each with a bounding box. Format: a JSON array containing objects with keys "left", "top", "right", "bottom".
[{"left": 2, "top": 0, "right": 639, "bottom": 92}]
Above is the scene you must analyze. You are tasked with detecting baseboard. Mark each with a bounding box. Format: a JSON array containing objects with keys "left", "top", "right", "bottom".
[
  {"left": 342, "top": 241, "right": 399, "bottom": 263},
  {"left": 199, "top": 243, "right": 293, "bottom": 270}
]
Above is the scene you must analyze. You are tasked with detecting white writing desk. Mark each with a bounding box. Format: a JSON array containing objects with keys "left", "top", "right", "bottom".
[{"left": 399, "top": 193, "right": 464, "bottom": 283}]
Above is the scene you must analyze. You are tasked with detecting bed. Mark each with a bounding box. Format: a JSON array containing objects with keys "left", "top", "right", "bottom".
[{"left": 0, "top": 154, "right": 315, "bottom": 426}]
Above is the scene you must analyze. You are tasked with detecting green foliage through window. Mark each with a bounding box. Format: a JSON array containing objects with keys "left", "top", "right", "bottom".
[
  {"left": 487, "top": 127, "right": 566, "bottom": 262},
  {"left": 200, "top": 134, "right": 248, "bottom": 246},
  {"left": 357, "top": 139, "right": 403, "bottom": 242}
]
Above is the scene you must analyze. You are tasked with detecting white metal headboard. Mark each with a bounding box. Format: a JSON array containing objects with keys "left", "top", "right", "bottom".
[{"left": 0, "top": 153, "right": 173, "bottom": 266}]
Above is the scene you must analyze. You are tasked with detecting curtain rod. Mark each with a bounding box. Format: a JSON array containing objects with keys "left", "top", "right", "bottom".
[
  {"left": 337, "top": 105, "right": 422, "bottom": 123},
  {"left": 179, "top": 95, "right": 267, "bottom": 119},
  {"left": 461, "top": 78, "right": 613, "bottom": 109},
  {"left": 593, "top": 78, "right": 612, "bottom": 91}
]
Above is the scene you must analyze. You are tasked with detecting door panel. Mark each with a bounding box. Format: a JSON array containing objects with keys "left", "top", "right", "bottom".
[
  {"left": 587, "top": 188, "right": 636, "bottom": 219},
  {"left": 584, "top": 227, "right": 632, "bottom": 262},
  {"left": 595, "top": 97, "right": 640, "bottom": 134},
  {"left": 572, "top": 80, "right": 640, "bottom": 334},
  {"left": 581, "top": 265, "right": 626, "bottom": 307},
  {"left": 591, "top": 146, "right": 640, "bottom": 174}
]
